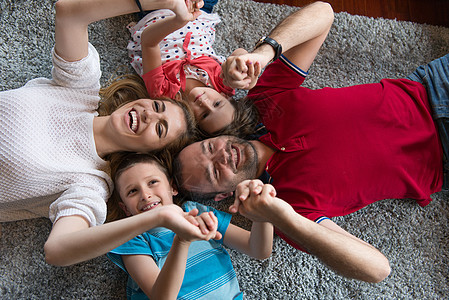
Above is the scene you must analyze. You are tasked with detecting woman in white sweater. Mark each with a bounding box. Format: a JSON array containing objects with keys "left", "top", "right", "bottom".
[{"left": 0, "top": 0, "right": 209, "bottom": 266}]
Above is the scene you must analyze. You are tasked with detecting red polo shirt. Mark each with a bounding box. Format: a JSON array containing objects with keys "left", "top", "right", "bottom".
[{"left": 248, "top": 57, "right": 443, "bottom": 249}]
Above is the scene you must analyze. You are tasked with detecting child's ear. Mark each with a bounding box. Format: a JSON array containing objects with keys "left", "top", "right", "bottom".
[
  {"left": 170, "top": 180, "right": 178, "bottom": 196},
  {"left": 119, "top": 202, "right": 132, "bottom": 217}
]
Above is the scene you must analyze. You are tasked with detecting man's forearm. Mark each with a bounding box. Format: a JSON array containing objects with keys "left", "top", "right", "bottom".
[
  {"left": 252, "top": 1, "right": 334, "bottom": 68},
  {"left": 269, "top": 201, "right": 390, "bottom": 283}
]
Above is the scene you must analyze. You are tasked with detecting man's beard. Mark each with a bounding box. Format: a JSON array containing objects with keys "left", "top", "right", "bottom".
[{"left": 226, "top": 136, "right": 259, "bottom": 186}]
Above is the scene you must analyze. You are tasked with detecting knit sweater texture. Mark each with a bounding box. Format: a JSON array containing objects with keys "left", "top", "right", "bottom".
[{"left": 0, "top": 43, "right": 113, "bottom": 226}]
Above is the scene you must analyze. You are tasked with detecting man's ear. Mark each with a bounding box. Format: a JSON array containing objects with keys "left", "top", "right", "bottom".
[
  {"left": 119, "top": 202, "right": 132, "bottom": 217},
  {"left": 214, "top": 192, "right": 234, "bottom": 202}
]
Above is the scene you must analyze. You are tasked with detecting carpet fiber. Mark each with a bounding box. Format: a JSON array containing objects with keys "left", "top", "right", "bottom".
[{"left": 1, "top": 0, "right": 449, "bottom": 299}]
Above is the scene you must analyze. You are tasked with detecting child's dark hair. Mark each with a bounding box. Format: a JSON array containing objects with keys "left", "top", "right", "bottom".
[
  {"left": 198, "top": 97, "right": 260, "bottom": 138},
  {"left": 106, "top": 151, "right": 174, "bottom": 222}
]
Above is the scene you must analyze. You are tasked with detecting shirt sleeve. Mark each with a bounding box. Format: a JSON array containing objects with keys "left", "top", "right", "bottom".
[
  {"left": 48, "top": 178, "right": 110, "bottom": 227},
  {"left": 51, "top": 43, "right": 101, "bottom": 91},
  {"left": 248, "top": 55, "right": 308, "bottom": 100},
  {"left": 107, "top": 234, "right": 152, "bottom": 274},
  {"left": 142, "top": 65, "right": 181, "bottom": 99}
]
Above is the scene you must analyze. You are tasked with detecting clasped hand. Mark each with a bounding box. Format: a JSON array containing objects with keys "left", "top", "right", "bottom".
[
  {"left": 171, "top": 0, "right": 204, "bottom": 22},
  {"left": 220, "top": 48, "right": 263, "bottom": 90},
  {"left": 229, "top": 179, "right": 277, "bottom": 222}
]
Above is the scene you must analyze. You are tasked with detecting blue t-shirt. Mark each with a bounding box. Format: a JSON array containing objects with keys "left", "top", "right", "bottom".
[{"left": 107, "top": 201, "right": 243, "bottom": 300}]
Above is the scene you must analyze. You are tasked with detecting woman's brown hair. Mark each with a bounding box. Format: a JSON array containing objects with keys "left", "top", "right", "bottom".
[{"left": 98, "top": 74, "right": 198, "bottom": 158}]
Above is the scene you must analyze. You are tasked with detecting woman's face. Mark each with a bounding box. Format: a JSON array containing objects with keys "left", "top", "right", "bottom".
[
  {"left": 109, "top": 99, "right": 186, "bottom": 152},
  {"left": 117, "top": 161, "right": 176, "bottom": 216},
  {"left": 186, "top": 87, "right": 235, "bottom": 134}
]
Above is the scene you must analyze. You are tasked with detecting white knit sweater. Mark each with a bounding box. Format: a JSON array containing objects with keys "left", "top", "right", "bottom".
[{"left": 0, "top": 44, "right": 113, "bottom": 226}]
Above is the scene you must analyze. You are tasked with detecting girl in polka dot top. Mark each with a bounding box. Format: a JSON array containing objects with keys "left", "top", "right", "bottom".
[{"left": 128, "top": 0, "right": 260, "bottom": 137}]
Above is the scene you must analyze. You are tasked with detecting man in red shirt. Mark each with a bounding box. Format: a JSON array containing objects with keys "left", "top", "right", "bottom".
[{"left": 173, "top": 1, "right": 447, "bottom": 283}]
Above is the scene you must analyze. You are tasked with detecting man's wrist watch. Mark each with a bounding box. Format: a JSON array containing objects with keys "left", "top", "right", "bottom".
[{"left": 254, "top": 36, "right": 282, "bottom": 62}]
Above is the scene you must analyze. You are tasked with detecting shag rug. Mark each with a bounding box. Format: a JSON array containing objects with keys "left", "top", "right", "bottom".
[{"left": 1, "top": 0, "right": 449, "bottom": 299}]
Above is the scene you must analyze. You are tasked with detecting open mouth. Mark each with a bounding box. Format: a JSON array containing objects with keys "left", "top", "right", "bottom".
[
  {"left": 231, "top": 145, "right": 240, "bottom": 169},
  {"left": 129, "top": 109, "right": 138, "bottom": 133},
  {"left": 141, "top": 201, "right": 160, "bottom": 212}
]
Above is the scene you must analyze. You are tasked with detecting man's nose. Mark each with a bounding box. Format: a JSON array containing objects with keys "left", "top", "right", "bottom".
[{"left": 213, "top": 148, "right": 228, "bottom": 164}]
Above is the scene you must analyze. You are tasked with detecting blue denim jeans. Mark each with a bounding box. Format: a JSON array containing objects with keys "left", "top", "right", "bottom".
[{"left": 407, "top": 53, "right": 449, "bottom": 190}]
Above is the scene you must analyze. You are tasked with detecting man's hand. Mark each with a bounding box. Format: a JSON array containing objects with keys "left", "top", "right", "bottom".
[
  {"left": 229, "top": 179, "right": 278, "bottom": 222},
  {"left": 220, "top": 48, "right": 265, "bottom": 89}
]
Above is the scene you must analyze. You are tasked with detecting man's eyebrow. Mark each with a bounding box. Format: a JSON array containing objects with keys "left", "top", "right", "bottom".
[
  {"left": 200, "top": 141, "right": 214, "bottom": 185},
  {"left": 201, "top": 141, "right": 205, "bottom": 153}
]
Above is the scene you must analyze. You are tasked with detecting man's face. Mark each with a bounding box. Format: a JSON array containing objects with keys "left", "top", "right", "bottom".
[{"left": 177, "top": 136, "right": 259, "bottom": 194}]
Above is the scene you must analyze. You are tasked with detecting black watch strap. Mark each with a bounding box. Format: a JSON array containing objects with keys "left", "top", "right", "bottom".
[{"left": 255, "top": 36, "right": 282, "bottom": 62}]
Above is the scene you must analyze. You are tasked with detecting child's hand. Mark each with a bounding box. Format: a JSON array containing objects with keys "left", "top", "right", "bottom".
[
  {"left": 196, "top": 211, "right": 222, "bottom": 239},
  {"left": 229, "top": 180, "right": 277, "bottom": 222},
  {"left": 181, "top": 209, "right": 222, "bottom": 242},
  {"left": 244, "top": 60, "right": 262, "bottom": 90},
  {"left": 221, "top": 48, "right": 265, "bottom": 89}
]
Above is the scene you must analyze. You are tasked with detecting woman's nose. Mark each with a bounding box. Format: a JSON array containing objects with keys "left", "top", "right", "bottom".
[{"left": 142, "top": 109, "right": 159, "bottom": 123}]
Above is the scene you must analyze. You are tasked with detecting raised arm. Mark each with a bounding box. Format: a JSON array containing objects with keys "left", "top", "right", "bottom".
[
  {"left": 224, "top": 181, "right": 274, "bottom": 260},
  {"left": 221, "top": 1, "right": 334, "bottom": 89},
  {"left": 230, "top": 180, "right": 391, "bottom": 283},
  {"left": 122, "top": 211, "right": 219, "bottom": 299},
  {"left": 54, "top": 0, "right": 194, "bottom": 61},
  {"left": 141, "top": 0, "right": 203, "bottom": 73}
]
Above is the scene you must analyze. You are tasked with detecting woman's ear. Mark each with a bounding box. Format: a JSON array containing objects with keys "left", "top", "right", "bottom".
[{"left": 118, "top": 202, "right": 132, "bottom": 217}]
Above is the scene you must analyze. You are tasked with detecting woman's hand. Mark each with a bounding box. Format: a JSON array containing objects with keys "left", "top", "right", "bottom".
[
  {"left": 159, "top": 205, "right": 221, "bottom": 242},
  {"left": 182, "top": 209, "right": 222, "bottom": 242},
  {"left": 171, "top": 0, "right": 203, "bottom": 23}
]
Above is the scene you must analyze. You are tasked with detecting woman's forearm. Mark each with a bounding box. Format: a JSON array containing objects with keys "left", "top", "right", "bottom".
[
  {"left": 54, "top": 0, "right": 180, "bottom": 61},
  {"left": 44, "top": 205, "right": 196, "bottom": 266}
]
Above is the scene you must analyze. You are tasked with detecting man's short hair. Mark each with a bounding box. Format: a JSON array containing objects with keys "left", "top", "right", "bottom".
[{"left": 172, "top": 153, "right": 224, "bottom": 201}]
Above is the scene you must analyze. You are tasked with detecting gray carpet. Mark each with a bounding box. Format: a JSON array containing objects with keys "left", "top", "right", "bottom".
[{"left": 1, "top": 0, "right": 449, "bottom": 299}]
